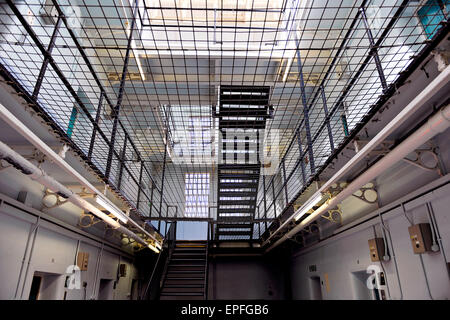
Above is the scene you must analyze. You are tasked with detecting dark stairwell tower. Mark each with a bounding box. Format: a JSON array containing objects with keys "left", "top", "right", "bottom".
[{"left": 215, "top": 85, "right": 272, "bottom": 241}]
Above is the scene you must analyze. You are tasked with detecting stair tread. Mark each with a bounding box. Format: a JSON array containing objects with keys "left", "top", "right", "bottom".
[
  {"left": 216, "top": 230, "right": 253, "bottom": 236},
  {"left": 167, "top": 270, "right": 205, "bottom": 279},
  {"left": 174, "top": 247, "right": 207, "bottom": 250},
  {"left": 217, "top": 208, "right": 255, "bottom": 213},
  {"left": 218, "top": 173, "right": 260, "bottom": 179},
  {"left": 166, "top": 272, "right": 205, "bottom": 280},
  {"left": 218, "top": 164, "right": 260, "bottom": 170},
  {"left": 160, "top": 292, "right": 204, "bottom": 296},
  {"left": 219, "top": 122, "right": 266, "bottom": 129},
  {"left": 163, "top": 284, "right": 205, "bottom": 288},
  {"left": 175, "top": 244, "right": 206, "bottom": 249},
  {"left": 166, "top": 270, "right": 205, "bottom": 273},
  {"left": 218, "top": 109, "right": 268, "bottom": 117},
  {"left": 218, "top": 183, "right": 258, "bottom": 189},
  {"left": 217, "top": 216, "right": 253, "bottom": 221},
  {"left": 160, "top": 296, "right": 204, "bottom": 300},
  {"left": 172, "top": 253, "right": 206, "bottom": 255},
  {"left": 161, "top": 288, "right": 205, "bottom": 293},
  {"left": 217, "top": 223, "right": 253, "bottom": 229},
  {"left": 168, "top": 264, "right": 206, "bottom": 267}
]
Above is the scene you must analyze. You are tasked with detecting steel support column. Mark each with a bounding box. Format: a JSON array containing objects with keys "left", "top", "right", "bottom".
[
  {"left": 158, "top": 129, "right": 169, "bottom": 231},
  {"left": 116, "top": 135, "right": 128, "bottom": 190},
  {"left": 282, "top": 159, "right": 288, "bottom": 206},
  {"left": 272, "top": 181, "right": 277, "bottom": 218},
  {"left": 360, "top": 7, "right": 388, "bottom": 91},
  {"left": 256, "top": 130, "right": 260, "bottom": 163},
  {"left": 297, "top": 132, "right": 307, "bottom": 185},
  {"left": 320, "top": 85, "right": 335, "bottom": 151},
  {"left": 263, "top": 175, "right": 268, "bottom": 231},
  {"left": 51, "top": 0, "right": 147, "bottom": 181},
  {"left": 88, "top": 92, "right": 104, "bottom": 161},
  {"left": 294, "top": 37, "right": 315, "bottom": 175},
  {"left": 105, "top": 0, "right": 139, "bottom": 179},
  {"left": 149, "top": 182, "right": 154, "bottom": 217},
  {"left": 259, "top": 0, "right": 371, "bottom": 199},
  {"left": 257, "top": 205, "right": 261, "bottom": 238},
  {"left": 309, "top": 1, "right": 409, "bottom": 148},
  {"left": 136, "top": 160, "right": 144, "bottom": 210},
  {"left": 5, "top": 0, "right": 113, "bottom": 163},
  {"left": 32, "top": 16, "right": 61, "bottom": 99}
]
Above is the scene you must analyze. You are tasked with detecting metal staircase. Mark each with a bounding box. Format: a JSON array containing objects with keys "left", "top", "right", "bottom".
[
  {"left": 215, "top": 85, "right": 272, "bottom": 241},
  {"left": 159, "top": 240, "right": 208, "bottom": 300}
]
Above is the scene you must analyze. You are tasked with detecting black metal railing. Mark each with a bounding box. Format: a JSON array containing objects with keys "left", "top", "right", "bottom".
[
  {"left": 0, "top": 0, "right": 174, "bottom": 231},
  {"left": 142, "top": 221, "right": 177, "bottom": 300},
  {"left": 204, "top": 222, "right": 210, "bottom": 300}
]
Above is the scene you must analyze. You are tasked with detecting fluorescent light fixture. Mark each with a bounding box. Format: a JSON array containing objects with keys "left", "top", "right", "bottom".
[
  {"left": 282, "top": 57, "right": 294, "bottom": 83},
  {"left": 294, "top": 193, "right": 323, "bottom": 221},
  {"left": 148, "top": 243, "right": 160, "bottom": 253},
  {"left": 120, "top": 0, "right": 146, "bottom": 81},
  {"left": 96, "top": 196, "right": 129, "bottom": 224},
  {"left": 132, "top": 41, "right": 146, "bottom": 81}
]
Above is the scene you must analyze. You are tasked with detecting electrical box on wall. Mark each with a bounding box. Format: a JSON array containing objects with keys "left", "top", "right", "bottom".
[
  {"left": 77, "top": 252, "right": 89, "bottom": 271},
  {"left": 368, "top": 238, "right": 385, "bottom": 262},
  {"left": 119, "top": 263, "right": 127, "bottom": 277},
  {"left": 408, "top": 223, "right": 433, "bottom": 254}
]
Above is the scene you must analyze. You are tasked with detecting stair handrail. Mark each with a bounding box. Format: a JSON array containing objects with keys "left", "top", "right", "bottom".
[
  {"left": 204, "top": 222, "right": 210, "bottom": 300},
  {"left": 158, "top": 222, "right": 177, "bottom": 291},
  {"left": 142, "top": 221, "right": 177, "bottom": 299}
]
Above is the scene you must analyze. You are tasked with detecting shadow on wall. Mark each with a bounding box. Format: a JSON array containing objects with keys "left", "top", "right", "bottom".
[
  {"left": 98, "top": 279, "right": 114, "bottom": 300},
  {"left": 29, "top": 271, "right": 64, "bottom": 300},
  {"left": 351, "top": 271, "right": 373, "bottom": 300},
  {"left": 308, "top": 276, "right": 322, "bottom": 300},
  {"left": 210, "top": 256, "right": 286, "bottom": 300}
]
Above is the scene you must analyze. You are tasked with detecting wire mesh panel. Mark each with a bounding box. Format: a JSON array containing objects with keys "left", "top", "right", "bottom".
[{"left": 0, "top": 0, "right": 446, "bottom": 236}]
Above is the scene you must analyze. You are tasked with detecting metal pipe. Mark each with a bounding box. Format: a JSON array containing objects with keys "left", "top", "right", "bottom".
[
  {"left": 297, "top": 132, "right": 307, "bottom": 184},
  {"left": 136, "top": 161, "right": 144, "bottom": 210},
  {"left": 360, "top": 7, "right": 388, "bottom": 91},
  {"left": 19, "top": 218, "right": 40, "bottom": 299},
  {"left": 263, "top": 64, "right": 450, "bottom": 248},
  {"left": 90, "top": 242, "right": 104, "bottom": 300},
  {"left": 105, "top": 0, "right": 140, "bottom": 179},
  {"left": 400, "top": 203, "right": 434, "bottom": 299},
  {"left": 320, "top": 85, "right": 334, "bottom": 151},
  {"left": 88, "top": 92, "right": 104, "bottom": 161},
  {"left": 426, "top": 202, "right": 449, "bottom": 276},
  {"left": 294, "top": 36, "right": 315, "bottom": 174},
  {"left": 51, "top": 0, "right": 155, "bottom": 188},
  {"left": 32, "top": 16, "right": 61, "bottom": 99},
  {"left": 259, "top": 0, "right": 408, "bottom": 219},
  {"left": 425, "top": 203, "right": 440, "bottom": 252},
  {"left": 266, "top": 101, "right": 450, "bottom": 252},
  {"left": 14, "top": 215, "right": 40, "bottom": 299},
  {"left": 0, "top": 103, "right": 159, "bottom": 244},
  {"left": 383, "top": 219, "right": 404, "bottom": 299},
  {"left": 0, "top": 139, "right": 151, "bottom": 248},
  {"left": 372, "top": 226, "right": 392, "bottom": 299}
]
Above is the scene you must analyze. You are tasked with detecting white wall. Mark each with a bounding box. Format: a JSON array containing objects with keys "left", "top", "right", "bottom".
[
  {"left": 0, "top": 193, "right": 139, "bottom": 300},
  {"left": 290, "top": 178, "right": 450, "bottom": 300},
  {"left": 208, "top": 256, "right": 286, "bottom": 300}
]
